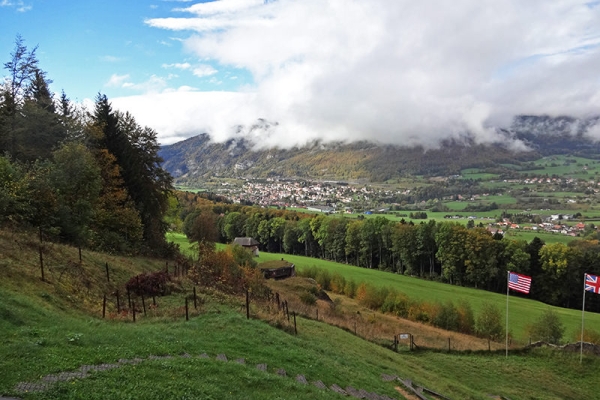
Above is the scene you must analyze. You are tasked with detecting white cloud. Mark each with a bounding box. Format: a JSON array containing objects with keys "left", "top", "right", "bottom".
[
  {"left": 105, "top": 74, "right": 171, "bottom": 94},
  {"left": 1, "top": 0, "right": 31, "bottom": 11},
  {"left": 162, "top": 62, "right": 192, "bottom": 70},
  {"left": 112, "top": 90, "right": 258, "bottom": 145},
  {"left": 192, "top": 64, "right": 217, "bottom": 77},
  {"left": 130, "top": 0, "right": 600, "bottom": 148},
  {"left": 126, "top": 75, "right": 170, "bottom": 93},
  {"left": 105, "top": 74, "right": 130, "bottom": 88},
  {"left": 175, "top": 0, "right": 264, "bottom": 16}
]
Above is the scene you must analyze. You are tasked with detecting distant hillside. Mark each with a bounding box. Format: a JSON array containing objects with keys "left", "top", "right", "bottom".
[{"left": 159, "top": 115, "right": 600, "bottom": 184}]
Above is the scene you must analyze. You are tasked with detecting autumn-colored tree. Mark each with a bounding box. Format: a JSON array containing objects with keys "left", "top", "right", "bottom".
[{"left": 91, "top": 146, "right": 143, "bottom": 253}]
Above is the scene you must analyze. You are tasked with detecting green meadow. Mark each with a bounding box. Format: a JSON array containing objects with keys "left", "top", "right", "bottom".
[
  {"left": 1, "top": 229, "right": 599, "bottom": 399},
  {"left": 169, "top": 233, "right": 597, "bottom": 342}
]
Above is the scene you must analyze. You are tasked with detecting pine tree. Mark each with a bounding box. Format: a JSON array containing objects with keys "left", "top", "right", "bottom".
[{"left": 91, "top": 94, "right": 173, "bottom": 255}]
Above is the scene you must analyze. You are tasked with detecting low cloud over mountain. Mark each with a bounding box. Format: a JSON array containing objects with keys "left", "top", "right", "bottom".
[{"left": 115, "top": 1, "right": 600, "bottom": 148}]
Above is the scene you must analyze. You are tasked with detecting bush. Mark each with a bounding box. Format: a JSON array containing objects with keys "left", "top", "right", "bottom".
[
  {"left": 330, "top": 273, "right": 346, "bottom": 294},
  {"left": 126, "top": 271, "right": 170, "bottom": 297},
  {"left": 408, "top": 302, "right": 430, "bottom": 323},
  {"left": 432, "top": 301, "right": 459, "bottom": 332},
  {"left": 381, "top": 291, "right": 411, "bottom": 318},
  {"left": 528, "top": 309, "right": 565, "bottom": 344},
  {"left": 355, "top": 283, "right": 369, "bottom": 304},
  {"left": 355, "top": 284, "right": 388, "bottom": 310},
  {"left": 299, "top": 291, "right": 317, "bottom": 306},
  {"left": 343, "top": 279, "right": 357, "bottom": 298},
  {"left": 475, "top": 302, "right": 504, "bottom": 341},
  {"left": 456, "top": 299, "right": 475, "bottom": 334},
  {"left": 315, "top": 269, "right": 331, "bottom": 291},
  {"left": 576, "top": 328, "right": 600, "bottom": 344},
  {"left": 299, "top": 266, "right": 319, "bottom": 279},
  {"left": 230, "top": 244, "right": 257, "bottom": 268}
]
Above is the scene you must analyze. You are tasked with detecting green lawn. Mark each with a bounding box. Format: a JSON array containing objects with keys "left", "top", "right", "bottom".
[
  {"left": 3, "top": 283, "right": 600, "bottom": 400},
  {"left": 253, "top": 252, "right": 600, "bottom": 342},
  {"left": 169, "top": 232, "right": 590, "bottom": 340},
  {"left": 3, "top": 230, "right": 600, "bottom": 399}
]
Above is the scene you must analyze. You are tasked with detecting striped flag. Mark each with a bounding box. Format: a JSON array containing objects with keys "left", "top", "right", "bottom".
[
  {"left": 585, "top": 273, "right": 600, "bottom": 294},
  {"left": 508, "top": 271, "right": 531, "bottom": 294}
]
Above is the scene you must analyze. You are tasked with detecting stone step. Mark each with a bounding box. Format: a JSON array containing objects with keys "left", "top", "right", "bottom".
[
  {"left": 330, "top": 384, "right": 348, "bottom": 395},
  {"left": 313, "top": 380, "right": 327, "bottom": 390},
  {"left": 256, "top": 363, "right": 267, "bottom": 371}
]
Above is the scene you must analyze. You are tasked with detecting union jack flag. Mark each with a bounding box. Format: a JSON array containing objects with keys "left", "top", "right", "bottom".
[{"left": 585, "top": 274, "right": 600, "bottom": 294}]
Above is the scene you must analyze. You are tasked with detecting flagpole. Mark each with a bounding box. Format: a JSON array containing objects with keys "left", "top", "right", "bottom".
[
  {"left": 581, "top": 273, "right": 586, "bottom": 364},
  {"left": 506, "top": 271, "right": 510, "bottom": 358}
]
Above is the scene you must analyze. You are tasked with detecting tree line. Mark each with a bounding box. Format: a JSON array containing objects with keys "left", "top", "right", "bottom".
[
  {"left": 0, "top": 36, "right": 174, "bottom": 256},
  {"left": 179, "top": 192, "right": 600, "bottom": 313}
]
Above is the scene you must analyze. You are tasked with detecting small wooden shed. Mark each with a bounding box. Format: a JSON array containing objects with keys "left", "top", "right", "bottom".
[{"left": 233, "top": 237, "right": 260, "bottom": 256}]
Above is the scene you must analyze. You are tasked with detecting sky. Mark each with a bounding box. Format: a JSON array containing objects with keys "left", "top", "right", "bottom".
[{"left": 1, "top": 0, "right": 600, "bottom": 147}]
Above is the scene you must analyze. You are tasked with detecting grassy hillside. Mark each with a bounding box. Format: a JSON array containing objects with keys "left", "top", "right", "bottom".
[
  {"left": 169, "top": 232, "right": 600, "bottom": 343},
  {"left": 2, "top": 229, "right": 600, "bottom": 399},
  {"left": 253, "top": 251, "right": 600, "bottom": 343}
]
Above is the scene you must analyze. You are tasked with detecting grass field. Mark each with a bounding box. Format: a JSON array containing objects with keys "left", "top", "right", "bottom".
[
  {"left": 253, "top": 251, "right": 600, "bottom": 343},
  {"left": 3, "top": 229, "right": 600, "bottom": 399},
  {"left": 168, "top": 233, "right": 598, "bottom": 342}
]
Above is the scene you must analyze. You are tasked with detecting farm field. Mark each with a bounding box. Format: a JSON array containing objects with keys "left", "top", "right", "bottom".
[
  {"left": 459, "top": 168, "right": 500, "bottom": 180},
  {"left": 521, "top": 155, "right": 600, "bottom": 178},
  {"left": 502, "top": 230, "right": 577, "bottom": 244},
  {"left": 3, "top": 229, "right": 600, "bottom": 399}
]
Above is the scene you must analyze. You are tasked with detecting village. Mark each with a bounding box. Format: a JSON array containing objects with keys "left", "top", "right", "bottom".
[{"left": 204, "top": 176, "right": 600, "bottom": 240}]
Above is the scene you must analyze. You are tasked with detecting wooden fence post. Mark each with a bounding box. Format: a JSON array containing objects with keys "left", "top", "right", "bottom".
[
  {"left": 132, "top": 301, "right": 136, "bottom": 322},
  {"left": 316, "top": 308, "right": 318, "bottom": 321},
  {"left": 193, "top": 286, "right": 197, "bottom": 309},
  {"left": 39, "top": 246, "right": 45, "bottom": 282},
  {"left": 246, "top": 289, "right": 250, "bottom": 320},
  {"left": 116, "top": 290, "right": 120, "bottom": 313},
  {"left": 285, "top": 301, "right": 290, "bottom": 321},
  {"left": 185, "top": 298, "right": 189, "bottom": 321},
  {"left": 102, "top": 294, "right": 106, "bottom": 318},
  {"left": 394, "top": 336, "right": 398, "bottom": 352},
  {"left": 142, "top": 294, "right": 146, "bottom": 316},
  {"left": 293, "top": 311, "right": 297, "bottom": 335},
  {"left": 105, "top": 262, "right": 110, "bottom": 282}
]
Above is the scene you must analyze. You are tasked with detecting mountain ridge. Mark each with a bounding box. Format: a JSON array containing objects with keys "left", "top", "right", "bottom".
[{"left": 159, "top": 115, "right": 600, "bottom": 184}]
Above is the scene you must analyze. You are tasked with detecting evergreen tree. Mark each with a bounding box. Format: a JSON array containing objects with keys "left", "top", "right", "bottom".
[{"left": 92, "top": 94, "right": 173, "bottom": 254}]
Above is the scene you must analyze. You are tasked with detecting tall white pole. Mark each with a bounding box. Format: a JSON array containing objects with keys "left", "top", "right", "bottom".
[
  {"left": 581, "top": 273, "right": 586, "bottom": 364},
  {"left": 506, "top": 271, "right": 510, "bottom": 358}
]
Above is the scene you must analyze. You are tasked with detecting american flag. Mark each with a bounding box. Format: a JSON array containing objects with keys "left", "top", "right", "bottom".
[
  {"left": 508, "top": 272, "right": 531, "bottom": 294},
  {"left": 585, "top": 274, "right": 600, "bottom": 294}
]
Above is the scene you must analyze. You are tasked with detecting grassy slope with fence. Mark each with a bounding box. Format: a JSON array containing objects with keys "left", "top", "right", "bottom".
[
  {"left": 2, "top": 229, "right": 595, "bottom": 398},
  {"left": 169, "top": 232, "right": 600, "bottom": 345},
  {"left": 253, "top": 250, "right": 600, "bottom": 343}
]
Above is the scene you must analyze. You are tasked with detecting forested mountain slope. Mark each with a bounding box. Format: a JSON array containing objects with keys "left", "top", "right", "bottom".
[{"left": 160, "top": 115, "right": 600, "bottom": 184}]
